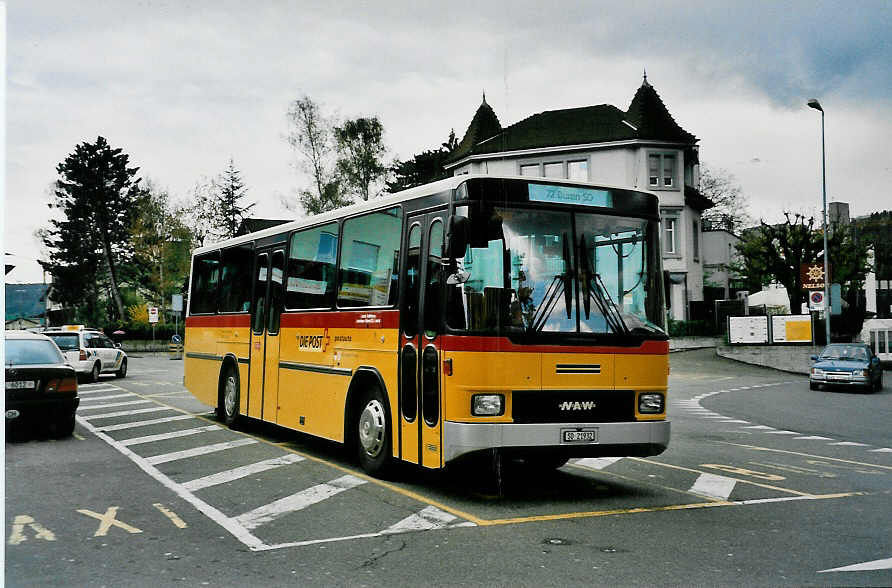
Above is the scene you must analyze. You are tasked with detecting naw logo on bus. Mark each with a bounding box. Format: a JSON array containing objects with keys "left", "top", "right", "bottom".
[
  {"left": 298, "top": 329, "right": 330, "bottom": 353},
  {"left": 558, "top": 401, "right": 597, "bottom": 411}
]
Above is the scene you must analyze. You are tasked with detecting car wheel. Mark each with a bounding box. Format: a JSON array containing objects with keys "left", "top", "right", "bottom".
[
  {"left": 355, "top": 386, "right": 391, "bottom": 477},
  {"left": 115, "top": 357, "right": 128, "bottom": 378},
  {"left": 220, "top": 365, "right": 240, "bottom": 428},
  {"left": 52, "top": 414, "right": 76, "bottom": 438},
  {"left": 90, "top": 362, "right": 101, "bottom": 383}
]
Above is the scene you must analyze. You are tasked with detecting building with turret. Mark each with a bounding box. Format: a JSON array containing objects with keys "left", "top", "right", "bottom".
[{"left": 444, "top": 74, "right": 711, "bottom": 320}]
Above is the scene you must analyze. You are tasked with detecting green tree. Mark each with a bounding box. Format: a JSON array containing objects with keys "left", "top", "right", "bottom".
[
  {"left": 216, "top": 159, "right": 256, "bottom": 239},
  {"left": 732, "top": 211, "right": 870, "bottom": 311},
  {"left": 40, "top": 136, "right": 141, "bottom": 322},
  {"left": 130, "top": 181, "right": 193, "bottom": 312},
  {"left": 285, "top": 95, "right": 350, "bottom": 215},
  {"left": 334, "top": 117, "right": 388, "bottom": 202},
  {"left": 386, "top": 130, "right": 459, "bottom": 193}
]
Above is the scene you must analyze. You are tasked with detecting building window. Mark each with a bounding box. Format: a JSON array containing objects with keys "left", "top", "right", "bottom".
[
  {"left": 567, "top": 160, "right": 588, "bottom": 181},
  {"left": 662, "top": 217, "right": 678, "bottom": 255},
  {"left": 692, "top": 220, "right": 700, "bottom": 261},
  {"left": 519, "top": 164, "right": 540, "bottom": 177},
  {"left": 543, "top": 162, "right": 563, "bottom": 178},
  {"left": 648, "top": 153, "right": 677, "bottom": 189}
]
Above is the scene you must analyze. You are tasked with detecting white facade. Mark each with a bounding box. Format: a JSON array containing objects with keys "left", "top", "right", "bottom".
[{"left": 450, "top": 143, "right": 704, "bottom": 320}]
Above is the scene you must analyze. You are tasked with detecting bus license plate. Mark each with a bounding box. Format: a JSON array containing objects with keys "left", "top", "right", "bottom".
[{"left": 562, "top": 429, "right": 597, "bottom": 443}]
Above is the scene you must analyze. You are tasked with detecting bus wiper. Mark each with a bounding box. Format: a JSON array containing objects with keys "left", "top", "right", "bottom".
[
  {"left": 528, "top": 233, "right": 573, "bottom": 332},
  {"left": 579, "top": 233, "right": 629, "bottom": 336}
]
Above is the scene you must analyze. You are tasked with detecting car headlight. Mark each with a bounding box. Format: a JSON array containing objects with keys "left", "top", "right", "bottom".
[
  {"left": 855, "top": 369, "right": 869, "bottom": 377},
  {"left": 472, "top": 394, "right": 504, "bottom": 416},
  {"left": 811, "top": 368, "right": 824, "bottom": 376},
  {"left": 638, "top": 393, "right": 664, "bottom": 414}
]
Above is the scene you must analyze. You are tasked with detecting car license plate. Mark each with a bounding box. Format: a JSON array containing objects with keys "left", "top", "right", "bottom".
[
  {"left": 828, "top": 373, "right": 850, "bottom": 380},
  {"left": 562, "top": 429, "right": 598, "bottom": 443},
  {"left": 6, "top": 409, "right": 20, "bottom": 419},
  {"left": 5, "top": 380, "right": 35, "bottom": 390}
]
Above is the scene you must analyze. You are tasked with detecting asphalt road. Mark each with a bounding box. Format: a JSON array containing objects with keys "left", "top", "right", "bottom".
[{"left": 5, "top": 349, "right": 891, "bottom": 587}]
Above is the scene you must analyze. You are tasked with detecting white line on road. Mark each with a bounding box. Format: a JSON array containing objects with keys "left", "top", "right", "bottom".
[
  {"left": 77, "top": 387, "right": 122, "bottom": 395},
  {"left": 818, "top": 557, "right": 892, "bottom": 573},
  {"left": 234, "top": 475, "right": 366, "bottom": 530},
  {"left": 77, "top": 399, "right": 151, "bottom": 410},
  {"left": 829, "top": 442, "right": 870, "bottom": 447},
  {"left": 383, "top": 505, "right": 458, "bottom": 534},
  {"left": 574, "top": 457, "right": 623, "bottom": 470},
  {"left": 79, "top": 406, "right": 175, "bottom": 420},
  {"left": 120, "top": 425, "right": 222, "bottom": 446},
  {"left": 146, "top": 438, "right": 257, "bottom": 465},
  {"left": 182, "top": 454, "right": 306, "bottom": 491},
  {"left": 689, "top": 473, "right": 737, "bottom": 501},
  {"left": 766, "top": 430, "right": 801, "bottom": 435},
  {"left": 79, "top": 393, "right": 135, "bottom": 402},
  {"left": 794, "top": 436, "right": 834, "bottom": 441},
  {"left": 868, "top": 448, "right": 892, "bottom": 453},
  {"left": 96, "top": 414, "right": 195, "bottom": 431},
  {"left": 742, "top": 425, "right": 775, "bottom": 430}
]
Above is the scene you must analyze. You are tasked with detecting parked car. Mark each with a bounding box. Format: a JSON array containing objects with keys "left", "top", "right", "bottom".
[
  {"left": 809, "top": 343, "right": 884, "bottom": 393},
  {"left": 43, "top": 325, "right": 128, "bottom": 382},
  {"left": 5, "top": 330, "right": 80, "bottom": 438}
]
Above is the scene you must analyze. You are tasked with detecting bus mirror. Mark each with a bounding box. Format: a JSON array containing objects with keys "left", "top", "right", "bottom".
[{"left": 445, "top": 215, "right": 469, "bottom": 259}]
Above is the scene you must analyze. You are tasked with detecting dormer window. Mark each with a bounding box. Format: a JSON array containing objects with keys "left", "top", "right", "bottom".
[{"left": 648, "top": 153, "right": 677, "bottom": 189}]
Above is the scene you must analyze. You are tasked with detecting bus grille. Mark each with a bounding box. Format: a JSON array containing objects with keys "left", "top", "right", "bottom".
[{"left": 512, "top": 390, "right": 635, "bottom": 424}]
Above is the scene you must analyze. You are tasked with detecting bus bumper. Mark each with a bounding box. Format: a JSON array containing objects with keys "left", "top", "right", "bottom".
[{"left": 444, "top": 420, "right": 670, "bottom": 463}]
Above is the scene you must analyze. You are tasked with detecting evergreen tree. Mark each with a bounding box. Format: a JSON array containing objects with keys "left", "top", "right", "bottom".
[
  {"left": 40, "top": 136, "right": 140, "bottom": 322},
  {"left": 216, "top": 159, "right": 255, "bottom": 239}
]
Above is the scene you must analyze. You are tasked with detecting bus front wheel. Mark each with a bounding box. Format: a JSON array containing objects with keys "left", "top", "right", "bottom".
[
  {"left": 355, "top": 387, "right": 391, "bottom": 477},
  {"left": 220, "top": 365, "right": 240, "bottom": 428}
]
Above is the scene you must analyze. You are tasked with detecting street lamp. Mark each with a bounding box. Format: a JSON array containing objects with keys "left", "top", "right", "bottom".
[{"left": 808, "top": 98, "right": 830, "bottom": 343}]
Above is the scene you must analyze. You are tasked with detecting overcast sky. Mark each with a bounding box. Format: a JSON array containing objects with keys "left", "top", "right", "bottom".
[{"left": 4, "top": 0, "right": 891, "bottom": 283}]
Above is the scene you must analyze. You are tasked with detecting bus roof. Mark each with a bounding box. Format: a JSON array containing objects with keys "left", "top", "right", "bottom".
[{"left": 191, "top": 174, "right": 658, "bottom": 256}]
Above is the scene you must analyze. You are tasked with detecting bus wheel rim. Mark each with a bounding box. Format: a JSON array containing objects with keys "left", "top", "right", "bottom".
[
  {"left": 224, "top": 375, "right": 237, "bottom": 417},
  {"left": 358, "top": 399, "right": 386, "bottom": 457}
]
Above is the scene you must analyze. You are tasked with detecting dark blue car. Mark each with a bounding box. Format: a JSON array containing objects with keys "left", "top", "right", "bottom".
[{"left": 809, "top": 343, "right": 884, "bottom": 393}]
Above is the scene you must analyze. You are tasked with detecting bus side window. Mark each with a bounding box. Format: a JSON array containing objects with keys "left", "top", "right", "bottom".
[
  {"left": 189, "top": 251, "right": 221, "bottom": 314},
  {"left": 220, "top": 243, "right": 254, "bottom": 313},
  {"left": 286, "top": 222, "right": 339, "bottom": 310},
  {"left": 338, "top": 207, "right": 403, "bottom": 308}
]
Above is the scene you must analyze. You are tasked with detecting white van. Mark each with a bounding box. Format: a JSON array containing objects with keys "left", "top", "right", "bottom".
[{"left": 44, "top": 325, "right": 128, "bottom": 382}]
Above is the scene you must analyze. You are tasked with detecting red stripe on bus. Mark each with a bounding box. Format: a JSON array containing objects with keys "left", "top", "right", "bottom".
[
  {"left": 440, "top": 335, "right": 668, "bottom": 355},
  {"left": 279, "top": 310, "right": 400, "bottom": 329},
  {"left": 185, "top": 314, "right": 251, "bottom": 328}
]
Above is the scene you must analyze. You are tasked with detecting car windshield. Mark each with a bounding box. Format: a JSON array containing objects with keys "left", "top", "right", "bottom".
[
  {"left": 445, "top": 205, "right": 665, "bottom": 338},
  {"left": 5, "top": 339, "right": 65, "bottom": 366},
  {"left": 820, "top": 345, "right": 868, "bottom": 361},
  {"left": 45, "top": 333, "right": 80, "bottom": 351}
]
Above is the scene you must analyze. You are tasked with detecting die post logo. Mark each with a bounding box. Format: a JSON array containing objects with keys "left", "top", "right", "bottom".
[{"left": 297, "top": 328, "right": 330, "bottom": 353}]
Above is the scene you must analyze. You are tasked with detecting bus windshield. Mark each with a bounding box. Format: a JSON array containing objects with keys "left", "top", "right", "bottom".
[{"left": 446, "top": 205, "right": 665, "bottom": 338}]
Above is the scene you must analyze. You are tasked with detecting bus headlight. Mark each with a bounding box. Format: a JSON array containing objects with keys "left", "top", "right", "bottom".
[
  {"left": 472, "top": 394, "right": 504, "bottom": 416},
  {"left": 638, "top": 393, "right": 664, "bottom": 414}
]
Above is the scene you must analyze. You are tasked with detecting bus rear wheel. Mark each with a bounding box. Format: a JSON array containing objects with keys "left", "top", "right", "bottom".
[
  {"left": 220, "top": 365, "right": 240, "bottom": 428},
  {"left": 355, "top": 387, "right": 391, "bottom": 477}
]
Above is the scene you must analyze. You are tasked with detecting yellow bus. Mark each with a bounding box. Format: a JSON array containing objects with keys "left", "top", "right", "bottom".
[{"left": 184, "top": 175, "right": 669, "bottom": 476}]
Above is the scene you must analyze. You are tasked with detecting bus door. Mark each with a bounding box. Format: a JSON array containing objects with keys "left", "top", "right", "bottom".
[
  {"left": 399, "top": 211, "right": 446, "bottom": 468},
  {"left": 248, "top": 249, "right": 286, "bottom": 422}
]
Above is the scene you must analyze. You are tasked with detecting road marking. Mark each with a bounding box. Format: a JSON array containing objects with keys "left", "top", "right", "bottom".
[
  {"left": 383, "top": 505, "right": 461, "bottom": 534},
  {"left": 575, "top": 457, "right": 623, "bottom": 470},
  {"left": 145, "top": 438, "right": 257, "bottom": 465},
  {"left": 77, "top": 507, "right": 143, "bottom": 537},
  {"left": 869, "top": 448, "right": 892, "bottom": 453},
  {"left": 742, "top": 425, "right": 775, "bottom": 430},
  {"left": 689, "top": 473, "right": 737, "bottom": 500},
  {"left": 630, "top": 458, "right": 812, "bottom": 496},
  {"left": 794, "top": 436, "right": 834, "bottom": 441},
  {"left": 7, "top": 515, "right": 56, "bottom": 545},
  {"left": 819, "top": 557, "right": 892, "bottom": 573},
  {"left": 76, "top": 415, "right": 268, "bottom": 550},
  {"left": 120, "top": 425, "right": 221, "bottom": 446},
  {"left": 182, "top": 454, "right": 306, "bottom": 491},
  {"left": 153, "top": 503, "right": 188, "bottom": 529},
  {"left": 766, "top": 430, "right": 801, "bottom": 435},
  {"left": 96, "top": 414, "right": 195, "bottom": 431},
  {"left": 700, "top": 464, "right": 786, "bottom": 481},
  {"left": 79, "top": 406, "right": 175, "bottom": 420},
  {"left": 829, "top": 441, "right": 870, "bottom": 447},
  {"left": 77, "top": 400, "right": 152, "bottom": 410},
  {"left": 720, "top": 420, "right": 750, "bottom": 424},
  {"left": 77, "top": 387, "right": 123, "bottom": 395},
  {"left": 79, "top": 393, "right": 135, "bottom": 402},
  {"left": 234, "top": 475, "right": 366, "bottom": 530},
  {"left": 717, "top": 442, "right": 892, "bottom": 471}
]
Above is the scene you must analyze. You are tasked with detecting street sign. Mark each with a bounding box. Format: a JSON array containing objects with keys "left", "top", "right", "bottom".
[
  {"left": 830, "top": 283, "right": 841, "bottom": 315},
  {"left": 148, "top": 306, "right": 159, "bottom": 323},
  {"left": 171, "top": 294, "right": 183, "bottom": 313},
  {"left": 801, "top": 263, "right": 830, "bottom": 290},
  {"left": 809, "top": 290, "right": 824, "bottom": 311}
]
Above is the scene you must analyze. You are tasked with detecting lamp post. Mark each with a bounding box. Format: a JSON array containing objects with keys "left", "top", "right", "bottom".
[{"left": 807, "top": 98, "right": 830, "bottom": 343}]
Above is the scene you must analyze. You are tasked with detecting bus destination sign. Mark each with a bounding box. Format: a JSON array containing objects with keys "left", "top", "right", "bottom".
[{"left": 528, "top": 184, "right": 612, "bottom": 207}]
